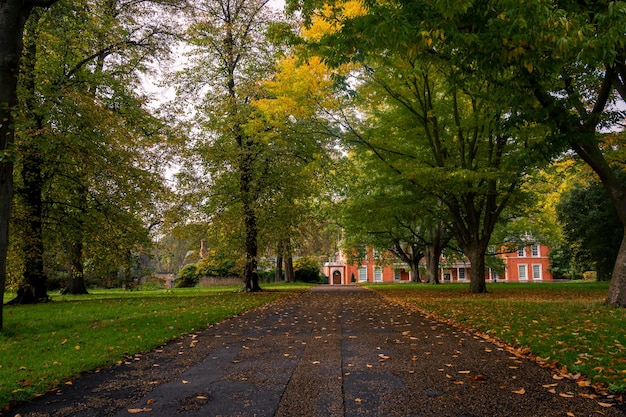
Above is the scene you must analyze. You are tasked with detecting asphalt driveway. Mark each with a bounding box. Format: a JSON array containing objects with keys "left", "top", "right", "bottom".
[{"left": 5, "top": 286, "right": 625, "bottom": 417}]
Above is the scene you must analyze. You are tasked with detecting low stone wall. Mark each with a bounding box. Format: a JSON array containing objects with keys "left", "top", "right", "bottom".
[{"left": 198, "top": 277, "right": 242, "bottom": 287}]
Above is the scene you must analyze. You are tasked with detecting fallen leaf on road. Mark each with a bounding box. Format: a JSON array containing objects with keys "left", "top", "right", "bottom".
[
  {"left": 566, "top": 412, "right": 575, "bottom": 417},
  {"left": 597, "top": 402, "right": 613, "bottom": 408},
  {"left": 128, "top": 408, "right": 152, "bottom": 414},
  {"left": 559, "top": 393, "right": 575, "bottom": 398},
  {"left": 458, "top": 370, "right": 471, "bottom": 374},
  {"left": 542, "top": 383, "right": 558, "bottom": 388},
  {"left": 468, "top": 374, "right": 487, "bottom": 382},
  {"left": 354, "top": 398, "right": 362, "bottom": 403},
  {"left": 512, "top": 388, "right": 526, "bottom": 395}
]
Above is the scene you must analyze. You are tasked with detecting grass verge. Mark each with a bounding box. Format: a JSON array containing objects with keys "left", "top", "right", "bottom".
[
  {"left": 367, "top": 282, "right": 626, "bottom": 394},
  {"left": 0, "top": 283, "right": 312, "bottom": 410}
]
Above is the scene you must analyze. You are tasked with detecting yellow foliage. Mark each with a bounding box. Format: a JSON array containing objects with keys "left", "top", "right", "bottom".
[
  {"left": 253, "top": 55, "right": 336, "bottom": 124},
  {"left": 301, "top": 0, "right": 367, "bottom": 41}
]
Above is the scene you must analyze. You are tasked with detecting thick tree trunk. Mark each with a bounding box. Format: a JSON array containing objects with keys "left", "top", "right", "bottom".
[
  {"left": 9, "top": 151, "right": 49, "bottom": 304},
  {"left": 0, "top": 1, "right": 36, "bottom": 325},
  {"left": 424, "top": 245, "right": 440, "bottom": 284},
  {"left": 466, "top": 247, "right": 487, "bottom": 293},
  {"left": 10, "top": 13, "right": 50, "bottom": 305},
  {"left": 285, "top": 254, "right": 294, "bottom": 283},
  {"left": 410, "top": 261, "right": 421, "bottom": 283},
  {"left": 66, "top": 240, "right": 88, "bottom": 295},
  {"left": 606, "top": 233, "right": 626, "bottom": 307},
  {"left": 275, "top": 254, "right": 283, "bottom": 282},
  {"left": 242, "top": 198, "right": 260, "bottom": 292},
  {"left": 0, "top": 165, "right": 14, "bottom": 315}
]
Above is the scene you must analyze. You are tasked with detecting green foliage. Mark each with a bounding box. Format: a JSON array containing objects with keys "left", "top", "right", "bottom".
[
  {"left": 175, "top": 264, "right": 199, "bottom": 288},
  {"left": 196, "top": 253, "right": 240, "bottom": 278},
  {"left": 293, "top": 256, "right": 322, "bottom": 283},
  {"left": 257, "top": 270, "right": 275, "bottom": 283},
  {"left": 548, "top": 246, "right": 577, "bottom": 280},
  {"left": 557, "top": 178, "right": 623, "bottom": 281},
  {"left": 7, "top": 0, "right": 181, "bottom": 301}
]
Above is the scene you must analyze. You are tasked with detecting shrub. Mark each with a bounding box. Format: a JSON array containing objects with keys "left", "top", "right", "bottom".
[
  {"left": 258, "top": 270, "right": 275, "bottom": 283},
  {"left": 294, "top": 257, "right": 322, "bottom": 283},
  {"left": 196, "top": 254, "right": 240, "bottom": 278},
  {"left": 175, "top": 264, "right": 199, "bottom": 288}
]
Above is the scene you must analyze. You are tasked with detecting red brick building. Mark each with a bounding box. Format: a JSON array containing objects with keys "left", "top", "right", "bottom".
[{"left": 322, "top": 243, "right": 553, "bottom": 284}]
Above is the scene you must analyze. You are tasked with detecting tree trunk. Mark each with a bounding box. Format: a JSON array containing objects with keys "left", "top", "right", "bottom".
[
  {"left": 410, "top": 261, "right": 421, "bottom": 283},
  {"left": 9, "top": 11, "right": 50, "bottom": 305},
  {"left": 424, "top": 245, "right": 440, "bottom": 284},
  {"left": 242, "top": 197, "right": 261, "bottom": 292},
  {"left": 0, "top": 162, "right": 14, "bottom": 318},
  {"left": 9, "top": 151, "right": 49, "bottom": 304},
  {"left": 466, "top": 247, "right": 487, "bottom": 293},
  {"left": 66, "top": 241, "right": 88, "bottom": 295},
  {"left": 285, "top": 253, "right": 294, "bottom": 283},
  {"left": 0, "top": 3, "right": 38, "bottom": 321},
  {"left": 606, "top": 232, "right": 626, "bottom": 307},
  {"left": 275, "top": 254, "right": 283, "bottom": 282}
]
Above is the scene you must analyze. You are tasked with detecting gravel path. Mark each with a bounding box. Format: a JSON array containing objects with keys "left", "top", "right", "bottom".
[{"left": 5, "top": 286, "right": 625, "bottom": 417}]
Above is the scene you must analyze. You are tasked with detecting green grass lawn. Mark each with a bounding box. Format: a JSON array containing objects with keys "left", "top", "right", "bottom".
[
  {"left": 367, "top": 281, "right": 626, "bottom": 394},
  {"left": 0, "top": 283, "right": 312, "bottom": 410}
]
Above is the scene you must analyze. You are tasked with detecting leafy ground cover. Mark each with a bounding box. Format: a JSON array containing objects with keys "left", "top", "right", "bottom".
[
  {"left": 367, "top": 282, "right": 626, "bottom": 395},
  {"left": 0, "top": 283, "right": 312, "bottom": 409}
]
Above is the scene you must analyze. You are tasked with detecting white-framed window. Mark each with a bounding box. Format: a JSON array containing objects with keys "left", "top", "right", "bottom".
[
  {"left": 374, "top": 267, "right": 383, "bottom": 282},
  {"left": 358, "top": 266, "right": 368, "bottom": 282},
  {"left": 531, "top": 244, "right": 540, "bottom": 257},
  {"left": 394, "top": 269, "right": 401, "bottom": 282},
  {"left": 517, "top": 247, "right": 526, "bottom": 257},
  {"left": 458, "top": 268, "right": 466, "bottom": 280},
  {"left": 518, "top": 264, "right": 528, "bottom": 280},
  {"left": 532, "top": 264, "right": 542, "bottom": 280}
]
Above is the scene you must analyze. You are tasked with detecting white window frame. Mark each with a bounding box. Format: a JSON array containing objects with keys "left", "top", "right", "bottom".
[
  {"left": 532, "top": 264, "right": 542, "bottom": 280},
  {"left": 531, "top": 244, "right": 540, "bottom": 257},
  {"left": 358, "top": 266, "right": 368, "bottom": 282},
  {"left": 518, "top": 264, "right": 528, "bottom": 281},
  {"left": 374, "top": 267, "right": 383, "bottom": 282},
  {"left": 517, "top": 247, "right": 526, "bottom": 257},
  {"left": 394, "top": 269, "right": 401, "bottom": 282},
  {"left": 458, "top": 268, "right": 466, "bottom": 281}
]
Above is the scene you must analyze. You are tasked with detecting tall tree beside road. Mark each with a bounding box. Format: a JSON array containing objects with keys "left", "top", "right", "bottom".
[
  {"left": 0, "top": 0, "right": 60, "bottom": 328},
  {"left": 7, "top": 0, "right": 179, "bottom": 303},
  {"left": 176, "top": 0, "right": 282, "bottom": 291},
  {"left": 288, "top": 0, "right": 626, "bottom": 302}
]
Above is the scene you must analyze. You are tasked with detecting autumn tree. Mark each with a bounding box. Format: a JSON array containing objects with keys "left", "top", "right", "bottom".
[
  {"left": 287, "top": 0, "right": 537, "bottom": 293},
  {"left": 6, "top": 0, "right": 179, "bottom": 304},
  {"left": 175, "top": 0, "right": 287, "bottom": 291},
  {"left": 305, "top": 0, "right": 626, "bottom": 304},
  {"left": 428, "top": 0, "right": 626, "bottom": 306},
  {"left": 252, "top": 55, "right": 344, "bottom": 281},
  {"left": 340, "top": 154, "right": 452, "bottom": 284},
  {"left": 0, "top": 0, "right": 61, "bottom": 328}
]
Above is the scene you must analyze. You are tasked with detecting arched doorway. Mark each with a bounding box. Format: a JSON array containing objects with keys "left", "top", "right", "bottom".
[{"left": 332, "top": 270, "right": 342, "bottom": 285}]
